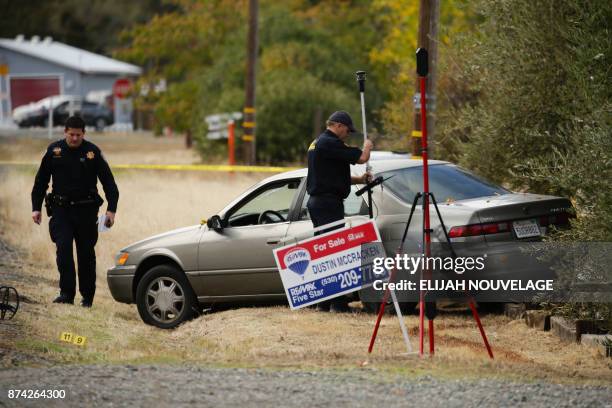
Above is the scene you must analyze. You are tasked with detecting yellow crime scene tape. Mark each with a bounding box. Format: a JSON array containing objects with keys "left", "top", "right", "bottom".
[{"left": 0, "top": 160, "right": 299, "bottom": 173}]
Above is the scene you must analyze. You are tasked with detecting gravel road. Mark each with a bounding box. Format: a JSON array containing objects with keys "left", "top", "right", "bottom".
[{"left": 0, "top": 365, "right": 610, "bottom": 408}]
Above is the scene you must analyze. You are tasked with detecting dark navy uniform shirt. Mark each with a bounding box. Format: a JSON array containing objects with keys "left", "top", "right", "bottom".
[
  {"left": 306, "top": 129, "right": 362, "bottom": 199},
  {"left": 31, "top": 139, "right": 119, "bottom": 212}
]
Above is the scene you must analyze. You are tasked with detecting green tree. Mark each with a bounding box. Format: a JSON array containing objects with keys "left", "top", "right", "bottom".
[
  {"left": 115, "top": 0, "right": 245, "bottom": 136},
  {"left": 0, "top": 0, "right": 171, "bottom": 54},
  {"left": 368, "top": 0, "right": 477, "bottom": 145},
  {"left": 437, "top": 0, "right": 611, "bottom": 325},
  {"left": 117, "top": 0, "right": 383, "bottom": 163},
  {"left": 438, "top": 0, "right": 610, "bottom": 192}
]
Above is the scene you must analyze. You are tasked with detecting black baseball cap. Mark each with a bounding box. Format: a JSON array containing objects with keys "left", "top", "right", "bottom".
[{"left": 328, "top": 111, "right": 357, "bottom": 133}]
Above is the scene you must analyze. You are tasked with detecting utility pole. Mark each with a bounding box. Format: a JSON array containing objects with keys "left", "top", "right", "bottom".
[
  {"left": 411, "top": 0, "right": 439, "bottom": 158},
  {"left": 243, "top": 0, "right": 259, "bottom": 165}
]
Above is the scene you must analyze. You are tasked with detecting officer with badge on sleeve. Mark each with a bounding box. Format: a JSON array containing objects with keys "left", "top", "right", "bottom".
[
  {"left": 31, "top": 116, "right": 119, "bottom": 308},
  {"left": 306, "top": 110, "right": 373, "bottom": 312}
]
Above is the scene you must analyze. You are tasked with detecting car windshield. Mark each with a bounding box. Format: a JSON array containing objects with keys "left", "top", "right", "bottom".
[
  {"left": 226, "top": 179, "right": 300, "bottom": 227},
  {"left": 36, "top": 95, "right": 78, "bottom": 109},
  {"left": 381, "top": 164, "right": 509, "bottom": 204}
]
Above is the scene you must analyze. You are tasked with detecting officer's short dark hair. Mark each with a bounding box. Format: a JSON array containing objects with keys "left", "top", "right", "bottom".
[{"left": 65, "top": 116, "right": 86, "bottom": 132}]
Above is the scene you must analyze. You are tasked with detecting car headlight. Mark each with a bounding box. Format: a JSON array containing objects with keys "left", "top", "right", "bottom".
[{"left": 116, "top": 252, "right": 129, "bottom": 266}]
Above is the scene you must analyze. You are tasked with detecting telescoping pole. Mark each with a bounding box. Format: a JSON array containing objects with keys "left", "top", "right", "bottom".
[
  {"left": 416, "top": 48, "right": 434, "bottom": 356},
  {"left": 356, "top": 72, "right": 370, "bottom": 169},
  {"left": 356, "top": 71, "right": 373, "bottom": 218}
]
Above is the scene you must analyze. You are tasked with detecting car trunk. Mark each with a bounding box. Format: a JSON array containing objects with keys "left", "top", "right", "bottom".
[{"left": 447, "top": 193, "right": 573, "bottom": 243}]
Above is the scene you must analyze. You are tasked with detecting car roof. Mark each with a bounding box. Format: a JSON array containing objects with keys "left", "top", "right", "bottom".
[
  {"left": 352, "top": 158, "right": 449, "bottom": 174},
  {"left": 219, "top": 158, "right": 451, "bottom": 217},
  {"left": 369, "top": 150, "right": 411, "bottom": 160},
  {"left": 264, "top": 158, "right": 451, "bottom": 183}
]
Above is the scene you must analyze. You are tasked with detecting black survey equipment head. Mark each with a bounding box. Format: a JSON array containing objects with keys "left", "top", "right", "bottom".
[
  {"left": 355, "top": 71, "right": 366, "bottom": 92},
  {"left": 416, "top": 48, "right": 428, "bottom": 77}
]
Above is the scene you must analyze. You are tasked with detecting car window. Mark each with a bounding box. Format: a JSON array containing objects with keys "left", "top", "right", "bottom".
[
  {"left": 57, "top": 100, "right": 82, "bottom": 114},
  {"left": 382, "top": 164, "right": 509, "bottom": 204},
  {"left": 226, "top": 179, "right": 301, "bottom": 227},
  {"left": 55, "top": 101, "right": 69, "bottom": 113},
  {"left": 81, "top": 102, "right": 98, "bottom": 113},
  {"left": 297, "top": 186, "right": 368, "bottom": 221}
]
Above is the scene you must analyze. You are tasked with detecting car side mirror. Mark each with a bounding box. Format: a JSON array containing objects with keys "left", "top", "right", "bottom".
[{"left": 207, "top": 215, "right": 224, "bottom": 232}]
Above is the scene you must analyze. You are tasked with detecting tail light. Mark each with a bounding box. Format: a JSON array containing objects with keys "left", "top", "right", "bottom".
[
  {"left": 449, "top": 211, "right": 573, "bottom": 238},
  {"left": 449, "top": 222, "right": 510, "bottom": 238}
]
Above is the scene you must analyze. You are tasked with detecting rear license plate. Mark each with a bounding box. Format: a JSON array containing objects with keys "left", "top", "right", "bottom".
[{"left": 513, "top": 219, "right": 541, "bottom": 238}]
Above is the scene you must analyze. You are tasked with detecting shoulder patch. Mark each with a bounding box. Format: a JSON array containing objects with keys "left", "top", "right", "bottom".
[
  {"left": 52, "top": 147, "right": 62, "bottom": 156},
  {"left": 308, "top": 140, "right": 317, "bottom": 151}
]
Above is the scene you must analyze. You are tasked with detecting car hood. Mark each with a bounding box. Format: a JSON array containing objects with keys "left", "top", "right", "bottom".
[
  {"left": 12, "top": 102, "right": 41, "bottom": 121},
  {"left": 120, "top": 224, "right": 203, "bottom": 252}
]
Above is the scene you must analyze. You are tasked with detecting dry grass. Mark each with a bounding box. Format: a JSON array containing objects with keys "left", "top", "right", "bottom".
[
  {"left": 0, "top": 136, "right": 611, "bottom": 385},
  {"left": 0, "top": 168, "right": 263, "bottom": 298},
  {"left": 0, "top": 131, "right": 202, "bottom": 164}
]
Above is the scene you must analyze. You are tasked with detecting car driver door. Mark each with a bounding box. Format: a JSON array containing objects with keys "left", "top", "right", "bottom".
[{"left": 195, "top": 178, "right": 302, "bottom": 299}]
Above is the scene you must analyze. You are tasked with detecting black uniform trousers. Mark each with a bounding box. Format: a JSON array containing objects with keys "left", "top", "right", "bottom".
[
  {"left": 307, "top": 195, "right": 344, "bottom": 234},
  {"left": 307, "top": 195, "right": 350, "bottom": 308},
  {"left": 49, "top": 205, "right": 98, "bottom": 300}
]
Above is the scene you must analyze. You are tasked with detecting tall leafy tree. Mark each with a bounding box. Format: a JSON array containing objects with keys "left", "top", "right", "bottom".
[
  {"left": 0, "top": 0, "right": 171, "bottom": 54},
  {"left": 115, "top": 0, "right": 245, "bottom": 136},
  {"left": 437, "top": 0, "right": 611, "bottom": 323},
  {"left": 117, "top": 0, "right": 384, "bottom": 163},
  {"left": 438, "top": 0, "right": 610, "bottom": 193},
  {"left": 368, "top": 0, "right": 477, "bottom": 145}
]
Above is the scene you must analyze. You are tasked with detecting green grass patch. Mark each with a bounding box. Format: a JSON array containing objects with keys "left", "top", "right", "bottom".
[{"left": 14, "top": 339, "right": 67, "bottom": 355}]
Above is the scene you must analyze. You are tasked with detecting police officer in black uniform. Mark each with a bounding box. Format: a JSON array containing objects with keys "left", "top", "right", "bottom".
[
  {"left": 31, "top": 116, "right": 119, "bottom": 307},
  {"left": 306, "top": 111, "right": 373, "bottom": 312}
]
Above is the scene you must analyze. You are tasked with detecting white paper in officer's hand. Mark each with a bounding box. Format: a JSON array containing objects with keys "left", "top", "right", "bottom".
[{"left": 97, "top": 214, "right": 111, "bottom": 232}]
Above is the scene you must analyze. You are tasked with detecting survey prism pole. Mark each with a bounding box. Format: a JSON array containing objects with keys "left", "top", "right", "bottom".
[
  {"left": 355, "top": 71, "right": 371, "bottom": 172},
  {"left": 356, "top": 71, "right": 374, "bottom": 219},
  {"left": 416, "top": 47, "right": 435, "bottom": 356},
  {"left": 416, "top": 48, "right": 492, "bottom": 358}
]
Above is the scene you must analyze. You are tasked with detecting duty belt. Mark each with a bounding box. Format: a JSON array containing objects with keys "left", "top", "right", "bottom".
[
  {"left": 46, "top": 192, "right": 102, "bottom": 208},
  {"left": 310, "top": 193, "right": 343, "bottom": 200}
]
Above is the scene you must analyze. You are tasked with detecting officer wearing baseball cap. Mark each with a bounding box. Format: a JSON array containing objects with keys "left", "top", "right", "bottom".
[{"left": 306, "top": 110, "right": 373, "bottom": 312}]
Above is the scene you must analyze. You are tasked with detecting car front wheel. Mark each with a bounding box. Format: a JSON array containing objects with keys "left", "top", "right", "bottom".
[{"left": 135, "top": 264, "right": 198, "bottom": 329}]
